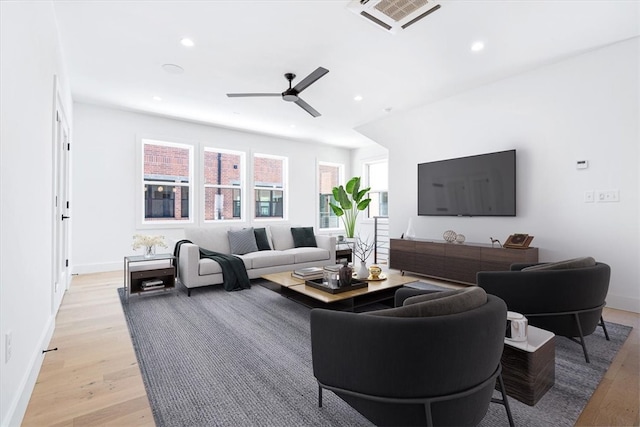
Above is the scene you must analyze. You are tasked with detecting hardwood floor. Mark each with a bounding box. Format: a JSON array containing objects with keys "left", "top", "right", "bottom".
[{"left": 22, "top": 272, "right": 639, "bottom": 426}]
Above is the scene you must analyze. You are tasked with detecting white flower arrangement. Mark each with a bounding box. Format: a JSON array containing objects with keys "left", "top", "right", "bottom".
[{"left": 132, "top": 234, "right": 168, "bottom": 250}]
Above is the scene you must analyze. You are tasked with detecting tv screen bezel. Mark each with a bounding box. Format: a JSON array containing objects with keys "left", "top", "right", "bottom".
[{"left": 417, "top": 149, "right": 516, "bottom": 217}]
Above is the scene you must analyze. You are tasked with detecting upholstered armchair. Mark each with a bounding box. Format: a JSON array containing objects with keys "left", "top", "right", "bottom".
[
  {"left": 477, "top": 257, "right": 610, "bottom": 363},
  {"left": 310, "top": 287, "right": 514, "bottom": 427}
]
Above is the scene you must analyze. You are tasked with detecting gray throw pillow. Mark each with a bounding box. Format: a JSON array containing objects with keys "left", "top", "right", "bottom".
[
  {"left": 291, "top": 227, "right": 317, "bottom": 248},
  {"left": 521, "top": 256, "right": 596, "bottom": 271},
  {"left": 228, "top": 228, "right": 258, "bottom": 255},
  {"left": 367, "top": 287, "right": 487, "bottom": 318}
]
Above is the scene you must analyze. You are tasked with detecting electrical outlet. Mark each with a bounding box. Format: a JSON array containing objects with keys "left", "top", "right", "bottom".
[
  {"left": 596, "top": 190, "right": 620, "bottom": 203},
  {"left": 584, "top": 191, "right": 594, "bottom": 203},
  {"left": 5, "top": 331, "right": 12, "bottom": 363}
]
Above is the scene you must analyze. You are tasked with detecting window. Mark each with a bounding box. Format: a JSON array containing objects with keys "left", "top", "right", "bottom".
[
  {"left": 204, "top": 148, "right": 244, "bottom": 221},
  {"left": 253, "top": 154, "right": 287, "bottom": 219},
  {"left": 366, "top": 160, "right": 388, "bottom": 218},
  {"left": 318, "top": 162, "right": 343, "bottom": 229},
  {"left": 142, "top": 139, "right": 193, "bottom": 223}
]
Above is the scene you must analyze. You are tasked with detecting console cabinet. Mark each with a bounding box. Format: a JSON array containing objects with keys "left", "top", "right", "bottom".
[{"left": 390, "top": 238, "right": 538, "bottom": 285}]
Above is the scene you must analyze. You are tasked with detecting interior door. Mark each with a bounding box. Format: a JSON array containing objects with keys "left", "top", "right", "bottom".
[{"left": 52, "top": 97, "right": 71, "bottom": 314}]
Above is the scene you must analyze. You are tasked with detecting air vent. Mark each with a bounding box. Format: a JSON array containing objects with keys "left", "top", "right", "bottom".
[{"left": 348, "top": 0, "right": 441, "bottom": 33}]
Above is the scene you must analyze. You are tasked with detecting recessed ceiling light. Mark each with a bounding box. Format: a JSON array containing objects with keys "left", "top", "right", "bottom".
[
  {"left": 383, "top": 107, "right": 393, "bottom": 113},
  {"left": 162, "top": 64, "right": 184, "bottom": 74},
  {"left": 180, "top": 38, "right": 194, "bottom": 47},
  {"left": 354, "top": 95, "right": 363, "bottom": 101},
  {"left": 153, "top": 96, "right": 162, "bottom": 102},
  {"left": 471, "top": 41, "right": 485, "bottom": 52},
  {"left": 289, "top": 124, "right": 296, "bottom": 128}
]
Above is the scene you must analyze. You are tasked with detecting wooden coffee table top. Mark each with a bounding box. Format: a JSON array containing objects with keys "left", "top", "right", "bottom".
[{"left": 261, "top": 270, "right": 418, "bottom": 304}]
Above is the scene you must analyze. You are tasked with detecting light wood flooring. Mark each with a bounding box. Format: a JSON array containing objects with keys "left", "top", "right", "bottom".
[{"left": 22, "top": 271, "right": 639, "bottom": 426}]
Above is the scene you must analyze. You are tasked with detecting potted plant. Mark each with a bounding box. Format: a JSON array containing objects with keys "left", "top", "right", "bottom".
[{"left": 330, "top": 176, "right": 371, "bottom": 238}]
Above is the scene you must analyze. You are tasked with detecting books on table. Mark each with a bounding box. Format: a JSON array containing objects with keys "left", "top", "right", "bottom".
[
  {"left": 292, "top": 267, "right": 324, "bottom": 280},
  {"left": 292, "top": 265, "right": 345, "bottom": 280}
]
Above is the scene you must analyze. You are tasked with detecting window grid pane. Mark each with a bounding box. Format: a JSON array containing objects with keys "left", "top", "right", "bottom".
[
  {"left": 318, "top": 163, "right": 342, "bottom": 229},
  {"left": 143, "top": 141, "right": 192, "bottom": 221},
  {"left": 254, "top": 155, "right": 286, "bottom": 218},
  {"left": 204, "top": 148, "right": 244, "bottom": 221}
]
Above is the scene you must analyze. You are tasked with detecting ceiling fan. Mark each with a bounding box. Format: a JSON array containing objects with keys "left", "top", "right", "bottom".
[{"left": 227, "top": 67, "right": 329, "bottom": 118}]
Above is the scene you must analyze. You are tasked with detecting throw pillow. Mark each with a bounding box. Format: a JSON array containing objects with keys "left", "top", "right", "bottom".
[
  {"left": 228, "top": 228, "right": 258, "bottom": 255},
  {"left": 254, "top": 228, "right": 272, "bottom": 251},
  {"left": 291, "top": 227, "right": 317, "bottom": 248},
  {"left": 521, "top": 256, "right": 596, "bottom": 271},
  {"left": 367, "top": 287, "right": 487, "bottom": 318}
]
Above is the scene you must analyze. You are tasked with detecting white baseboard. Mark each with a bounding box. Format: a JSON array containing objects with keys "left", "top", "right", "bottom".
[
  {"left": 72, "top": 261, "right": 122, "bottom": 275},
  {"left": 607, "top": 293, "right": 640, "bottom": 314},
  {"left": 3, "top": 315, "right": 55, "bottom": 427}
]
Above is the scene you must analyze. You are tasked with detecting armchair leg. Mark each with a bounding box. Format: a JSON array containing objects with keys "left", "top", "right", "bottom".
[
  {"left": 493, "top": 372, "right": 515, "bottom": 427},
  {"left": 599, "top": 316, "right": 610, "bottom": 341},
  {"left": 423, "top": 403, "right": 433, "bottom": 427},
  {"left": 574, "top": 313, "right": 590, "bottom": 363},
  {"left": 318, "top": 385, "right": 323, "bottom": 408}
]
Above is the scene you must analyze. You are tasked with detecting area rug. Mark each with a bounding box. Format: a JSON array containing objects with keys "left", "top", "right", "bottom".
[{"left": 119, "top": 282, "right": 631, "bottom": 427}]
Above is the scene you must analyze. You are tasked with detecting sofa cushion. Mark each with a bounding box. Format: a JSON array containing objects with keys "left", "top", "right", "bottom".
[
  {"left": 228, "top": 228, "right": 259, "bottom": 255},
  {"left": 367, "top": 287, "right": 487, "bottom": 318},
  {"left": 199, "top": 256, "right": 251, "bottom": 275},
  {"left": 288, "top": 247, "right": 330, "bottom": 263},
  {"left": 241, "top": 250, "right": 295, "bottom": 269},
  {"left": 270, "top": 225, "right": 295, "bottom": 250},
  {"left": 291, "top": 227, "right": 317, "bottom": 248},
  {"left": 522, "top": 256, "right": 596, "bottom": 271},
  {"left": 185, "top": 227, "right": 230, "bottom": 254},
  {"left": 254, "top": 228, "right": 272, "bottom": 251}
]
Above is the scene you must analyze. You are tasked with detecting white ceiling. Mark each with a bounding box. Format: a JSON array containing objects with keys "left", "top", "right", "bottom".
[{"left": 52, "top": 0, "right": 639, "bottom": 149}]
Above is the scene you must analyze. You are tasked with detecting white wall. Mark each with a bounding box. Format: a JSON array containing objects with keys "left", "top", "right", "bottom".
[
  {"left": 358, "top": 38, "right": 639, "bottom": 313},
  {"left": 71, "top": 103, "right": 352, "bottom": 273},
  {"left": 0, "top": 2, "right": 73, "bottom": 426}
]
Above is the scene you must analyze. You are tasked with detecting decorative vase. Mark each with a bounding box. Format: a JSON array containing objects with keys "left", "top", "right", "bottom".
[
  {"left": 357, "top": 261, "right": 369, "bottom": 279},
  {"left": 404, "top": 217, "right": 416, "bottom": 239},
  {"left": 443, "top": 230, "right": 457, "bottom": 243},
  {"left": 144, "top": 245, "right": 155, "bottom": 258},
  {"left": 369, "top": 264, "right": 382, "bottom": 279},
  {"left": 455, "top": 234, "right": 466, "bottom": 244},
  {"left": 339, "top": 263, "right": 353, "bottom": 287}
]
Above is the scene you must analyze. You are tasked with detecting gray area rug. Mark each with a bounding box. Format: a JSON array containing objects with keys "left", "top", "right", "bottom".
[{"left": 119, "top": 282, "right": 631, "bottom": 427}]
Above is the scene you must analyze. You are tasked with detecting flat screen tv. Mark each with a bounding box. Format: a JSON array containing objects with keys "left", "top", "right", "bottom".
[{"left": 417, "top": 149, "right": 516, "bottom": 217}]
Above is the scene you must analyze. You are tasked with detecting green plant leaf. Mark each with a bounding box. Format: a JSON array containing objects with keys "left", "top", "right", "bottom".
[
  {"left": 329, "top": 203, "right": 344, "bottom": 216},
  {"left": 345, "top": 176, "right": 359, "bottom": 195},
  {"left": 357, "top": 199, "right": 371, "bottom": 210},
  {"left": 354, "top": 188, "right": 370, "bottom": 202},
  {"left": 337, "top": 186, "right": 352, "bottom": 210}
]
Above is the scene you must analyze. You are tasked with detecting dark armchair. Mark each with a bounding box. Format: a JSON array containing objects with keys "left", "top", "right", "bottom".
[
  {"left": 477, "top": 258, "right": 610, "bottom": 363},
  {"left": 310, "top": 287, "right": 514, "bottom": 426}
]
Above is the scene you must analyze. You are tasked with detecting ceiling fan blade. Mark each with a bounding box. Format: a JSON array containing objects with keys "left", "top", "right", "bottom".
[
  {"left": 226, "top": 93, "right": 281, "bottom": 98},
  {"left": 294, "top": 98, "right": 321, "bottom": 118},
  {"left": 292, "top": 67, "right": 329, "bottom": 94}
]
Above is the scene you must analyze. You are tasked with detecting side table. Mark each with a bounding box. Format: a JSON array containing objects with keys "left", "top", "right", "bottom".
[
  {"left": 124, "top": 254, "right": 177, "bottom": 302},
  {"left": 500, "top": 325, "right": 555, "bottom": 406}
]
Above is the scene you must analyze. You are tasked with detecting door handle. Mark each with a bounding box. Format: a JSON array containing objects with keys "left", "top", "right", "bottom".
[{"left": 61, "top": 215, "right": 71, "bottom": 220}]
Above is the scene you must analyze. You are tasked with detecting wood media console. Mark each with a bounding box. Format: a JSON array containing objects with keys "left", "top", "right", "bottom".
[{"left": 389, "top": 238, "right": 538, "bottom": 285}]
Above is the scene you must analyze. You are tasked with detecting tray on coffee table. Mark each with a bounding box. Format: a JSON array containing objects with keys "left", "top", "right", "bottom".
[{"left": 305, "top": 278, "right": 368, "bottom": 294}]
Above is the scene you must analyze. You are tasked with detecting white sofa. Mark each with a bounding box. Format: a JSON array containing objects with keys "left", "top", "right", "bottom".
[{"left": 178, "top": 225, "right": 336, "bottom": 294}]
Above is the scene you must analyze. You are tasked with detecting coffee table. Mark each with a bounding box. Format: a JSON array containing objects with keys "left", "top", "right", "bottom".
[{"left": 261, "top": 270, "right": 418, "bottom": 311}]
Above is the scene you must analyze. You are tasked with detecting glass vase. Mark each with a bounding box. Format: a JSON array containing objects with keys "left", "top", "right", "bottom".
[{"left": 144, "top": 245, "right": 155, "bottom": 258}]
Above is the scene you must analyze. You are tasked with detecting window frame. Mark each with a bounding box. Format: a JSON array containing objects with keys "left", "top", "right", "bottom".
[
  {"left": 138, "top": 138, "right": 195, "bottom": 227},
  {"left": 252, "top": 153, "right": 288, "bottom": 221},
  {"left": 202, "top": 146, "right": 246, "bottom": 223},
  {"left": 317, "top": 160, "right": 344, "bottom": 231},
  {"left": 363, "top": 158, "right": 389, "bottom": 220}
]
